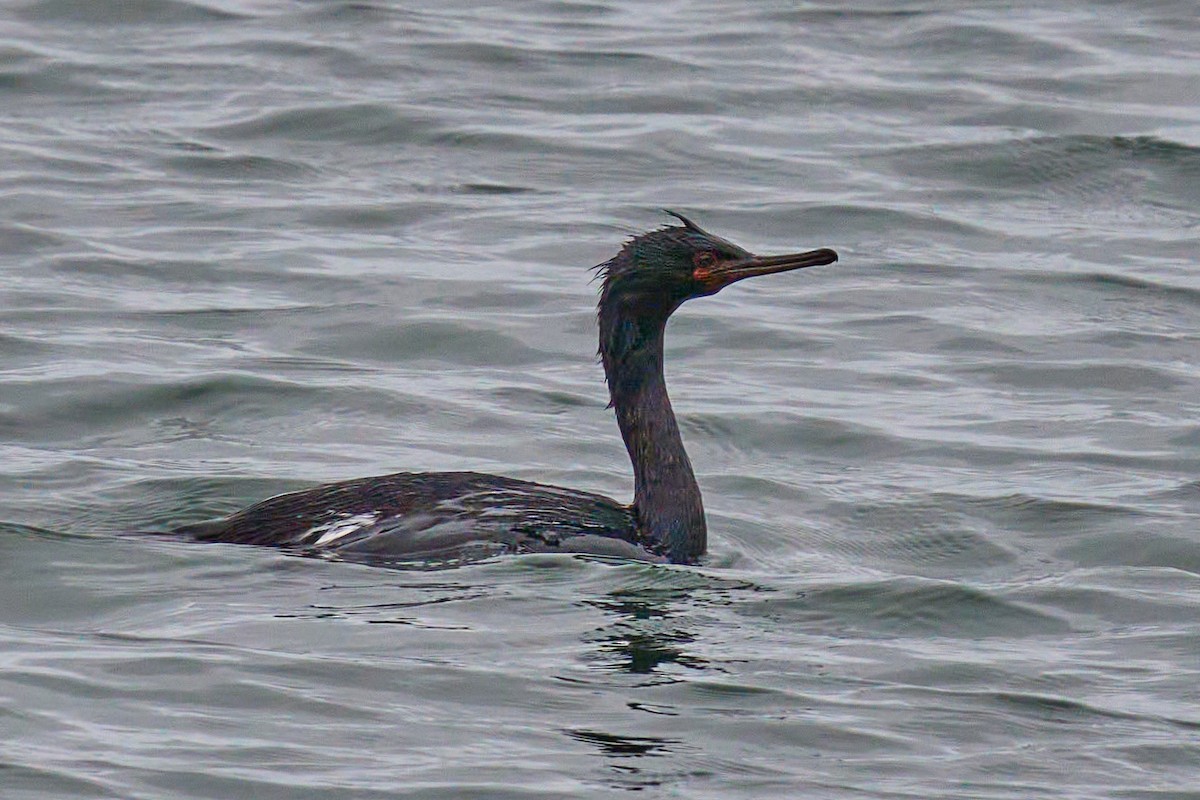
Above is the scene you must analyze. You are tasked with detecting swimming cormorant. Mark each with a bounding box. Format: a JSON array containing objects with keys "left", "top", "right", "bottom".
[{"left": 173, "top": 212, "right": 837, "bottom": 565}]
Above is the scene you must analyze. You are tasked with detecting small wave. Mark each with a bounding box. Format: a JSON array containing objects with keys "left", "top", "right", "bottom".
[
  {"left": 159, "top": 151, "right": 318, "bottom": 183},
  {"left": 1020, "top": 269, "right": 1200, "bottom": 308},
  {"left": 749, "top": 576, "right": 1069, "bottom": 638},
  {"left": 964, "top": 361, "right": 1187, "bottom": 392},
  {"left": 18, "top": 0, "right": 248, "bottom": 25},
  {"left": 866, "top": 134, "right": 1200, "bottom": 233},
  {"left": 203, "top": 103, "right": 438, "bottom": 145},
  {"left": 312, "top": 319, "right": 548, "bottom": 367}
]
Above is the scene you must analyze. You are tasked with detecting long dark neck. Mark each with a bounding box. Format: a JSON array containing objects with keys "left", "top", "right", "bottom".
[{"left": 600, "top": 304, "right": 706, "bottom": 563}]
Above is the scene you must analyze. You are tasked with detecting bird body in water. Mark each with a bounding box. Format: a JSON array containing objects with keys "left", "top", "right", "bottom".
[{"left": 175, "top": 212, "right": 837, "bottom": 566}]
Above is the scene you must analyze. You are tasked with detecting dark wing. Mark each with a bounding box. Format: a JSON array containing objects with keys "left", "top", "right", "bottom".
[{"left": 173, "top": 471, "right": 650, "bottom": 566}]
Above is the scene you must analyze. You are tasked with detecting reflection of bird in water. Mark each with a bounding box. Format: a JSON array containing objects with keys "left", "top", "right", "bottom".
[{"left": 175, "top": 212, "right": 837, "bottom": 565}]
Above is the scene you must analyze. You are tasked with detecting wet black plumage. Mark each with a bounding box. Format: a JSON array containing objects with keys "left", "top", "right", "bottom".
[{"left": 173, "top": 212, "right": 837, "bottom": 565}]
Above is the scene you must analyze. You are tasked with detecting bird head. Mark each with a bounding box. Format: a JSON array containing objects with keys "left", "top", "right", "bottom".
[{"left": 596, "top": 210, "right": 837, "bottom": 322}]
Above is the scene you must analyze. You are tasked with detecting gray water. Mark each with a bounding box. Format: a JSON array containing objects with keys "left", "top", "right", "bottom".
[{"left": 2, "top": 1, "right": 1199, "bottom": 797}]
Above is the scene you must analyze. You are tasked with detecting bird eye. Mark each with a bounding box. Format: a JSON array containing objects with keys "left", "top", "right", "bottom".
[{"left": 693, "top": 251, "right": 717, "bottom": 269}]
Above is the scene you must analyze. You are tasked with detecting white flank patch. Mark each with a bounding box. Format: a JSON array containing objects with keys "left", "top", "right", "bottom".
[{"left": 305, "top": 513, "right": 381, "bottom": 546}]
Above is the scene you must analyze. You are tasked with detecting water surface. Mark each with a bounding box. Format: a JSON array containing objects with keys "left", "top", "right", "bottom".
[{"left": 2, "top": 1, "right": 1198, "bottom": 797}]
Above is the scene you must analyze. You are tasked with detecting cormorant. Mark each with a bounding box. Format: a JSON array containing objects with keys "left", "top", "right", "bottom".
[{"left": 173, "top": 212, "right": 837, "bottom": 565}]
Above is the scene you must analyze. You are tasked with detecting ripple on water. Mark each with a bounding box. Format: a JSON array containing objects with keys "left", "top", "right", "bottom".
[
  {"left": 158, "top": 148, "right": 320, "bottom": 183},
  {"left": 745, "top": 576, "right": 1069, "bottom": 639},
  {"left": 869, "top": 134, "right": 1200, "bottom": 236},
  {"left": 17, "top": 0, "right": 248, "bottom": 24},
  {"left": 202, "top": 102, "right": 441, "bottom": 146}
]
